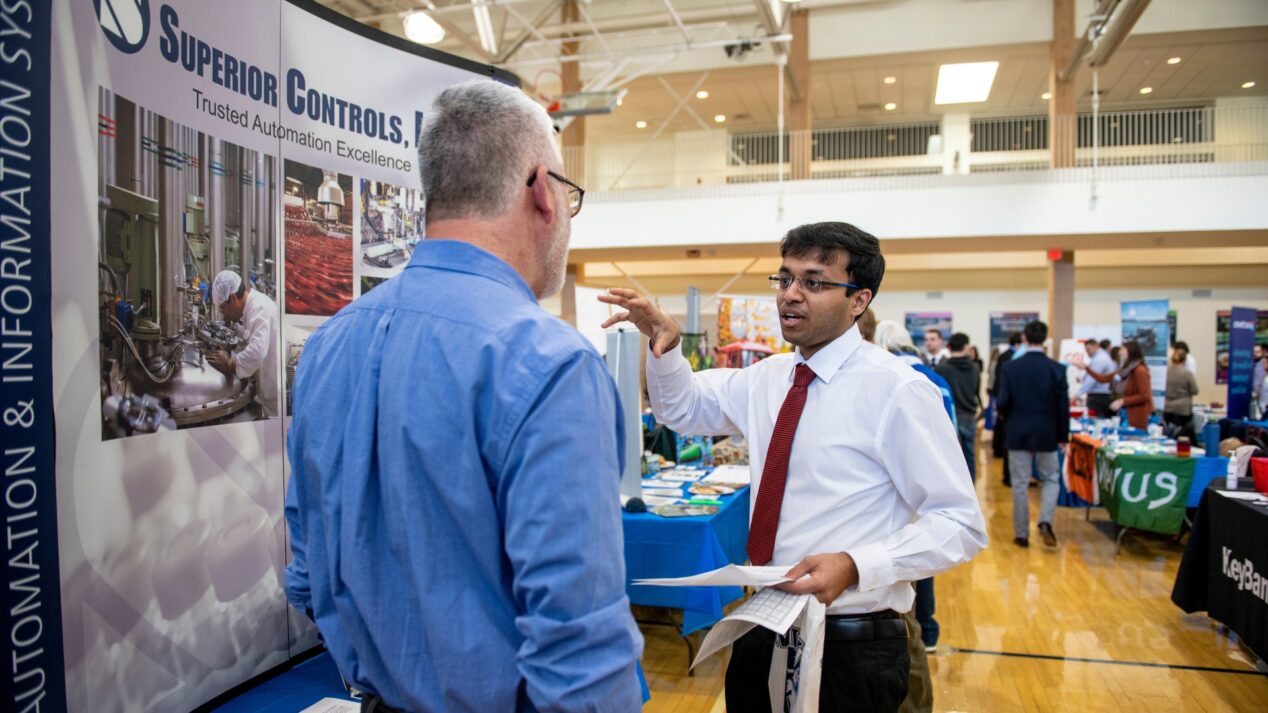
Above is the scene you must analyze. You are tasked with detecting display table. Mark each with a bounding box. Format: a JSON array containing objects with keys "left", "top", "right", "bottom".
[
  {"left": 1172, "top": 484, "right": 1268, "bottom": 663},
  {"left": 623, "top": 485, "right": 750, "bottom": 636},
  {"left": 1097, "top": 450, "right": 1198, "bottom": 537}
]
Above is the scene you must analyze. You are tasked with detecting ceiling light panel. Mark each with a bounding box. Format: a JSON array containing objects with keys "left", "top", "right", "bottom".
[{"left": 934, "top": 61, "right": 999, "bottom": 104}]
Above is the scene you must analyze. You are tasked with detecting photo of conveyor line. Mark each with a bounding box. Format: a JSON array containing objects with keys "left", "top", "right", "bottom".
[
  {"left": 97, "top": 88, "right": 279, "bottom": 439},
  {"left": 359, "top": 178, "right": 424, "bottom": 276},
  {"left": 283, "top": 161, "right": 354, "bottom": 316}
]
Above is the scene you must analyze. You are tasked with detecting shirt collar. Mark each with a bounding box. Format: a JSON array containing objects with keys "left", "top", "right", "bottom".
[
  {"left": 792, "top": 324, "right": 864, "bottom": 385},
  {"left": 407, "top": 239, "right": 537, "bottom": 303}
]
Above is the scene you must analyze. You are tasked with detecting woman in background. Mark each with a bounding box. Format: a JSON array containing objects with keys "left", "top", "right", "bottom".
[
  {"left": 1163, "top": 341, "right": 1199, "bottom": 440},
  {"left": 1110, "top": 340, "right": 1153, "bottom": 429}
]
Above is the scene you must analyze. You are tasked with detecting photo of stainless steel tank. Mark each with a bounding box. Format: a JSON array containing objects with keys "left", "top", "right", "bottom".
[
  {"left": 359, "top": 178, "right": 424, "bottom": 276},
  {"left": 98, "top": 88, "right": 280, "bottom": 439},
  {"left": 283, "top": 161, "right": 354, "bottom": 316}
]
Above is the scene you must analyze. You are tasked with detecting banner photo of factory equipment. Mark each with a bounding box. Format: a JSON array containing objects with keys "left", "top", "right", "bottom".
[
  {"left": 283, "top": 161, "right": 354, "bottom": 316},
  {"left": 45, "top": 0, "right": 516, "bottom": 710},
  {"left": 99, "top": 89, "right": 281, "bottom": 439},
  {"left": 358, "top": 178, "right": 425, "bottom": 291}
]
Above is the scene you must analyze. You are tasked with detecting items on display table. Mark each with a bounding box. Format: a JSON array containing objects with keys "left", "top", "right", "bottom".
[
  {"left": 1067, "top": 419, "right": 1229, "bottom": 540},
  {"left": 624, "top": 462, "right": 752, "bottom": 636},
  {"left": 1172, "top": 483, "right": 1268, "bottom": 663}
]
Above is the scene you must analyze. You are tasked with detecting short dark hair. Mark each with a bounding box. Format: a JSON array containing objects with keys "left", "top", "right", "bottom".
[
  {"left": 1023, "top": 320, "right": 1048, "bottom": 345},
  {"left": 779, "top": 222, "right": 885, "bottom": 299},
  {"left": 924, "top": 327, "right": 943, "bottom": 337},
  {"left": 1174, "top": 340, "right": 1190, "bottom": 352},
  {"left": 1099, "top": 339, "right": 1111, "bottom": 349},
  {"left": 1008, "top": 332, "right": 1023, "bottom": 347},
  {"left": 948, "top": 332, "right": 970, "bottom": 351}
]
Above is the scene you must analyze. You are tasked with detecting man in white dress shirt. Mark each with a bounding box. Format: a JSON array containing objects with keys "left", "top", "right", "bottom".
[{"left": 600, "top": 222, "right": 987, "bottom": 712}]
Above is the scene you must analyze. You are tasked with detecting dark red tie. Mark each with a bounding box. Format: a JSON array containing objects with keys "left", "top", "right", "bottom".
[{"left": 748, "top": 363, "right": 816, "bottom": 566}]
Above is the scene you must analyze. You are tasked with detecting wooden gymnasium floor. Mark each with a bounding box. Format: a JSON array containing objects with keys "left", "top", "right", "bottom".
[{"left": 636, "top": 446, "right": 1268, "bottom": 712}]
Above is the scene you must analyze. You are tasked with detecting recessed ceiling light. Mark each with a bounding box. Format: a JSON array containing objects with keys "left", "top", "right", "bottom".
[
  {"left": 1041, "top": 92, "right": 1052, "bottom": 100},
  {"left": 635, "top": 120, "right": 647, "bottom": 129},
  {"left": 402, "top": 11, "right": 445, "bottom": 44},
  {"left": 696, "top": 90, "right": 709, "bottom": 99},
  {"left": 1139, "top": 86, "right": 1153, "bottom": 94},
  {"left": 1243, "top": 81, "right": 1257, "bottom": 89},
  {"left": 883, "top": 76, "right": 897, "bottom": 84},
  {"left": 714, "top": 114, "right": 727, "bottom": 123},
  {"left": 884, "top": 102, "right": 897, "bottom": 111},
  {"left": 934, "top": 61, "right": 999, "bottom": 104},
  {"left": 1167, "top": 57, "right": 1182, "bottom": 65}
]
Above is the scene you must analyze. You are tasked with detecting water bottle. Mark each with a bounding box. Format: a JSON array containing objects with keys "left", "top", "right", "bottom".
[{"left": 1226, "top": 457, "right": 1239, "bottom": 490}]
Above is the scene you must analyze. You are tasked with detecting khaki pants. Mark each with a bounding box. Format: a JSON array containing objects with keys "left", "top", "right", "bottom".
[{"left": 898, "top": 609, "right": 932, "bottom": 713}]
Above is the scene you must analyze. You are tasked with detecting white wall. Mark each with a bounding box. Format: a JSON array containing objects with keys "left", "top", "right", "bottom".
[{"left": 572, "top": 169, "right": 1268, "bottom": 250}]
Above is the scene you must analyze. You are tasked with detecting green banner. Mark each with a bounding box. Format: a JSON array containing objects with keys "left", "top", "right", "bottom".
[{"left": 1097, "top": 450, "right": 1196, "bottom": 535}]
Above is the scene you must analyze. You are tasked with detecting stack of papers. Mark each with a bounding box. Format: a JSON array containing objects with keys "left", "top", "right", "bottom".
[
  {"left": 702, "top": 464, "right": 751, "bottom": 488},
  {"left": 658, "top": 469, "right": 707, "bottom": 483}
]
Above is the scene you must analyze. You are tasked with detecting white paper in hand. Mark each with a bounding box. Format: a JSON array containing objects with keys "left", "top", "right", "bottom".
[{"left": 632, "top": 563, "right": 793, "bottom": 588}]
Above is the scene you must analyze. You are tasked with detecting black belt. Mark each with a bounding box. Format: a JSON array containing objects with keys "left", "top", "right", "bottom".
[
  {"left": 823, "top": 609, "right": 907, "bottom": 642},
  {"left": 361, "top": 695, "right": 405, "bottom": 713}
]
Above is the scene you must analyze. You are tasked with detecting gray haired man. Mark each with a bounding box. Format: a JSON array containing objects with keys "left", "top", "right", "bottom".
[{"left": 285, "top": 80, "right": 643, "bottom": 712}]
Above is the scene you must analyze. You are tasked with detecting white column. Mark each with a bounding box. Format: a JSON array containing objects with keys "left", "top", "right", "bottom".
[{"left": 940, "top": 113, "right": 972, "bottom": 175}]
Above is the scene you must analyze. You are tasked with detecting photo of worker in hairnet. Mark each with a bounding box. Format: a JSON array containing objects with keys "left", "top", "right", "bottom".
[{"left": 98, "top": 89, "right": 280, "bottom": 439}]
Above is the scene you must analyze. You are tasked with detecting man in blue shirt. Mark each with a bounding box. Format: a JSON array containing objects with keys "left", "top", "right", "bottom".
[
  {"left": 285, "top": 80, "right": 643, "bottom": 712},
  {"left": 1077, "top": 339, "right": 1116, "bottom": 418}
]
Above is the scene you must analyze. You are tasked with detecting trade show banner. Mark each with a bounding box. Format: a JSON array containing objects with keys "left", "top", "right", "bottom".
[
  {"left": 989, "top": 311, "right": 1038, "bottom": 347},
  {"left": 1, "top": 1, "right": 66, "bottom": 711},
  {"left": 1058, "top": 338, "right": 1088, "bottom": 400},
  {"left": 1120, "top": 299, "right": 1169, "bottom": 410},
  {"left": 905, "top": 311, "right": 952, "bottom": 346},
  {"left": 1097, "top": 453, "right": 1195, "bottom": 536},
  {"left": 48, "top": 1, "right": 511, "bottom": 710},
  {"left": 1227, "top": 306, "right": 1259, "bottom": 420},
  {"left": 717, "top": 296, "right": 784, "bottom": 351},
  {"left": 1216, "top": 309, "right": 1268, "bottom": 385}
]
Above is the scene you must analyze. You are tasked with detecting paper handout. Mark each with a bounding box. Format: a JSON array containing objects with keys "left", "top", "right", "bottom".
[
  {"left": 702, "top": 464, "right": 751, "bottom": 486},
  {"left": 635, "top": 563, "right": 828, "bottom": 713},
  {"left": 632, "top": 563, "right": 794, "bottom": 588},
  {"left": 300, "top": 697, "right": 360, "bottom": 713}
]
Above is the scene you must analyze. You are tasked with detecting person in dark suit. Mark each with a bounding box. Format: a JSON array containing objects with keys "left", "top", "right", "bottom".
[
  {"left": 997, "top": 320, "right": 1068, "bottom": 548},
  {"left": 991, "top": 332, "right": 1023, "bottom": 486}
]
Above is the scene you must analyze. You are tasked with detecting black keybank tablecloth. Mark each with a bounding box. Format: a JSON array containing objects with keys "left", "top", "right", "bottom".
[{"left": 1172, "top": 483, "right": 1268, "bottom": 662}]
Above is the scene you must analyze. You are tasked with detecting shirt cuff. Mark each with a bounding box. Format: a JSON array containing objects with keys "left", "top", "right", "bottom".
[
  {"left": 645, "top": 343, "right": 684, "bottom": 374},
  {"left": 847, "top": 541, "right": 895, "bottom": 593}
]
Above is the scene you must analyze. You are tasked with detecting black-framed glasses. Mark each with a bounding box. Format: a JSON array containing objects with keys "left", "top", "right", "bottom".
[
  {"left": 527, "top": 169, "right": 585, "bottom": 217},
  {"left": 769, "top": 274, "right": 861, "bottom": 294}
]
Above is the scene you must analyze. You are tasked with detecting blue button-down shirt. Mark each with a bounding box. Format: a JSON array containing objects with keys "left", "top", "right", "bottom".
[
  {"left": 1077, "top": 348, "right": 1116, "bottom": 396},
  {"left": 285, "top": 240, "right": 643, "bottom": 712}
]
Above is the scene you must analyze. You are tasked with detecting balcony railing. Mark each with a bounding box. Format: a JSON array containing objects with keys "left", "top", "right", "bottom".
[{"left": 564, "top": 105, "right": 1268, "bottom": 198}]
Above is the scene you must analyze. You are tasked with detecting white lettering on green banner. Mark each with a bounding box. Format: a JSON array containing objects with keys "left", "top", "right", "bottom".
[{"left": 1097, "top": 453, "right": 1196, "bottom": 535}]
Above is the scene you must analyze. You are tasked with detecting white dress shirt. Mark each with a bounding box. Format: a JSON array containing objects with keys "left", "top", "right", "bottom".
[
  {"left": 646, "top": 324, "right": 988, "bottom": 615},
  {"left": 233, "top": 289, "right": 279, "bottom": 418}
]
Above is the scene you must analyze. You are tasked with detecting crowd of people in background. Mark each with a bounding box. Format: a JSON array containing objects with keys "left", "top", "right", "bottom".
[{"left": 861, "top": 321, "right": 1225, "bottom": 551}]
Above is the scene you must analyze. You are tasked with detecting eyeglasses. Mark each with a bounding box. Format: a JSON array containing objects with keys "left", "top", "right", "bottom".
[
  {"left": 769, "top": 274, "right": 861, "bottom": 294},
  {"left": 527, "top": 169, "right": 585, "bottom": 217}
]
